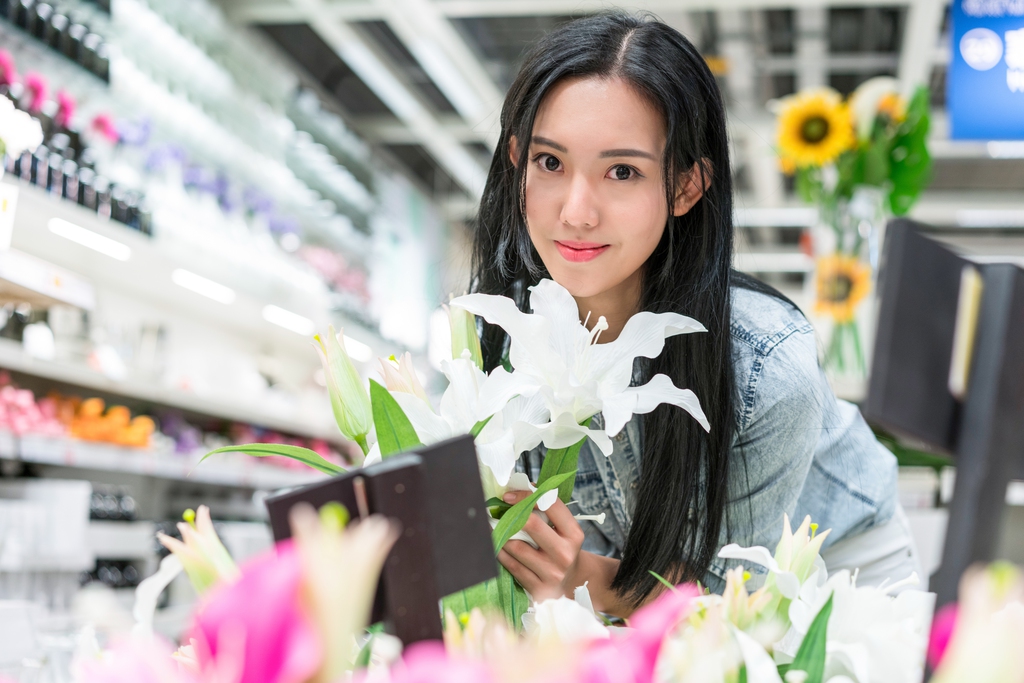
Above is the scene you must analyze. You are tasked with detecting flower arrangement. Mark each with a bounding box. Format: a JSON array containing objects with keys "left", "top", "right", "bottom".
[
  {"left": 775, "top": 78, "right": 932, "bottom": 379},
  {"left": 201, "top": 277, "right": 710, "bottom": 628},
  {"left": 70, "top": 505, "right": 1006, "bottom": 683}
]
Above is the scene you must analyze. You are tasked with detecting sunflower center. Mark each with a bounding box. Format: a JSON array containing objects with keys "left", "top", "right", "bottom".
[
  {"left": 822, "top": 274, "right": 854, "bottom": 303},
  {"left": 801, "top": 116, "right": 830, "bottom": 144}
]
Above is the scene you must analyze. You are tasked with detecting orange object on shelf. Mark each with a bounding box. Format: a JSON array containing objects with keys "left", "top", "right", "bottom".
[{"left": 67, "top": 397, "right": 155, "bottom": 448}]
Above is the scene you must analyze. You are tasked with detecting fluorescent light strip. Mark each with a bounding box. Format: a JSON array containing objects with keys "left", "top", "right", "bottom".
[
  {"left": 263, "top": 305, "right": 316, "bottom": 336},
  {"left": 171, "top": 268, "right": 236, "bottom": 304},
  {"left": 956, "top": 210, "right": 1024, "bottom": 228},
  {"left": 48, "top": 218, "right": 131, "bottom": 261},
  {"left": 343, "top": 335, "right": 373, "bottom": 363}
]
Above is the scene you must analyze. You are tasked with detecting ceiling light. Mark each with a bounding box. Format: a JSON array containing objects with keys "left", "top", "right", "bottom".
[
  {"left": 48, "top": 218, "right": 131, "bottom": 261},
  {"left": 987, "top": 141, "right": 1024, "bottom": 158},
  {"left": 263, "top": 304, "right": 315, "bottom": 336},
  {"left": 343, "top": 335, "right": 373, "bottom": 363},
  {"left": 171, "top": 269, "right": 236, "bottom": 304}
]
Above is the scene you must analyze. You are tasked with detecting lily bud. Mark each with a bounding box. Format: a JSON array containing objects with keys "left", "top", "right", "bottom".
[
  {"left": 379, "top": 352, "right": 430, "bottom": 403},
  {"left": 315, "top": 326, "right": 372, "bottom": 453},
  {"left": 157, "top": 505, "right": 239, "bottom": 595},
  {"left": 446, "top": 302, "right": 483, "bottom": 369}
]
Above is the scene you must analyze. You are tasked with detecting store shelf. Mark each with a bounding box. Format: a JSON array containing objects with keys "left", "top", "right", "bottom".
[
  {"left": 12, "top": 434, "right": 327, "bottom": 489},
  {"left": 0, "top": 336, "right": 343, "bottom": 442},
  {"left": 87, "top": 521, "right": 155, "bottom": 560}
]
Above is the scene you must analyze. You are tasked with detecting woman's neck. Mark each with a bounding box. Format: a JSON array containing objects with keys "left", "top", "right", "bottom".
[{"left": 573, "top": 270, "right": 642, "bottom": 342}]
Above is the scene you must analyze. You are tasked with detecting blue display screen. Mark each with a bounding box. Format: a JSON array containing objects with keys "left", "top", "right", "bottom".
[{"left": 949, "top": 0, "right": 1024, "bottom": 140}]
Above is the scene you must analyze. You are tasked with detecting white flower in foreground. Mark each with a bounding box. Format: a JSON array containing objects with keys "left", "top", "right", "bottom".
[
  {"left": 390, "top": 356, "right": 551, "bottom": 485},
  {"left": 451, "top": 279, "right": 709, "bottom": 456},
  {"left": 157, "top": 505, "right": 239, "bottom": 595},
  {"left": 524, "top": 582, "right": 609, "bottom": 643},
  {"left": 718, "top": 515, "right": 831, "bottom": 608},
  {"left": 0, "top": 98, "right": 43, "bottom": 157}
]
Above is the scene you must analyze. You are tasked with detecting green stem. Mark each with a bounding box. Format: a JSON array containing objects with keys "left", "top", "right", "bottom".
[{"left": 355, "top": 433, "right": 369, "bottom": 457}]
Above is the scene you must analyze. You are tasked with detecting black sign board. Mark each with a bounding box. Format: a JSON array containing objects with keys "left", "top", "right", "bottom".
[
  {"left": 265, "top": 434, "right": 497, "bottom": 643},
  {"left": 864, "top": 219, "right": 1024, "bottom": 607}
]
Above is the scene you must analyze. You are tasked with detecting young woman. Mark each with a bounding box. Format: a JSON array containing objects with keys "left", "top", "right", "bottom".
[{"left": 470, "top": 13, "right": 920, "bottom": 617}]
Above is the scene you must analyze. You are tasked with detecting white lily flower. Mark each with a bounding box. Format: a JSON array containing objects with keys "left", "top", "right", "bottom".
[
  {"left": 524, "top": 581, "right": 609, "bottom": 643},
  {"left": 379, "top": 352, "right": 429, "bottom": 404},
  {"left": 391, "top": 356, "right": 547, "bottom": 485},
  {"left": 451, "top": 279, "right": 710, "bottom": 456},
  {"left": 719, "top": 515, "right": 832, "bottom": 604}
]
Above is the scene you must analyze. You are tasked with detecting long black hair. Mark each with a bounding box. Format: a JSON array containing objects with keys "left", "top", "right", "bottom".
[{"left": 470, "top": 13, "right": 744, "bottom": 606}]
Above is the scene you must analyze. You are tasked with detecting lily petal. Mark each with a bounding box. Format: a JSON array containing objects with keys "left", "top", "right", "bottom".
[
  {"left": 733, "top": 627, "right": 785, "bottom": 683},
  {"left": 449, "top": 293, "right": 555, "bottom": 379},
  {"left": 718, "top": 544, "right": 802, "bottom": 599},
  {"left": 512, "top": 412, "right": 613, "bottom": 456},
  {"left": 588, "top": 312, "right": 706, "bottom": 391},
  {"left": 391, "top": 391, "right": 452, "bottom": 445},
  {"left": 601, "top": 374, "right": 710, "bottom": 436},
  {"left": 528, "top": 279, "right": 590, "bottom": 371},
  {"left": 476, "top": 366, "right": 543, "bottom": 419}
]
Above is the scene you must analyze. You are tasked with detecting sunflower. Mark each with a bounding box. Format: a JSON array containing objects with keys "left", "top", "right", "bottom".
[
  {"left": 776, "top": 89, "right": 855, "bottom": 168},
  {"left": 814, "top": 254, "right": 871, "bottom": 323}
]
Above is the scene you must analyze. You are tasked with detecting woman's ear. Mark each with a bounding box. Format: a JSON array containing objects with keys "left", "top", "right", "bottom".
[
  {"left": 509, "top": 135, "right": 519, "bottom": 168},
  {"left": 672, "top": 159, "right": 713, "bottom": 217}
]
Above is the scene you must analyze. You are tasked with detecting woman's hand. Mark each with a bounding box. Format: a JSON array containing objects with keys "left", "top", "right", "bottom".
[{"left": 497, "top": 490, "right": 585, "bottom": 601}]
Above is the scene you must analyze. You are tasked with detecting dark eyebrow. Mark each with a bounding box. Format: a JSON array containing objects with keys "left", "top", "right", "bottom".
[
  {"left": 530, "top": 136, "right": 567, "bottom": 152},
  {"left": 599, "top": 148, "right": 658, "bottom": 161}
]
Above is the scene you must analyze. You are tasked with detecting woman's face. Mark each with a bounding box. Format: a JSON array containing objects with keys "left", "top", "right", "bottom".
[{"left": 515, "top": 76, "right": 692, "bottom": 302}]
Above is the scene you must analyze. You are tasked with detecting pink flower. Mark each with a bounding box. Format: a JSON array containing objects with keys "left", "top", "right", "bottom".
[
  {"left": 385, "top": 642, "right": 494, "bottom": 683},
  {"left": 23, "top": 72, "right": 48, "bottom": 113},
  {"left": 189, "top": 541, "right": 322, "bottom": 683},
  {"left": 56, "top": 90, "right": 76, "bottom": 129},
  {"left": 74, "top": 636, "right": 195, "bottom": 683},
  {"left": 0, "top": 50, "right": 17, "bottom": 87},
  {"left": 91, "top": 113, "right": 119, "bottom": 143},
  {"left": 577, "top": 584, "right": 700, "bottom": 683},
  {"left": 927, "top": 603, "right": 958, "bottom": 671}
]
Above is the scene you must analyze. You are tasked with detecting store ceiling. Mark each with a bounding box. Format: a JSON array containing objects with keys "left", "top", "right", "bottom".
[{"left": 212, "top": 0, "right": 1022, "bottom": 228}]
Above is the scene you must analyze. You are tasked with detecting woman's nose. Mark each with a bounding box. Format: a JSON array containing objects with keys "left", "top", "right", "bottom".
[{"left": 559, "top": 173, "right": 600, "bottom": 229}]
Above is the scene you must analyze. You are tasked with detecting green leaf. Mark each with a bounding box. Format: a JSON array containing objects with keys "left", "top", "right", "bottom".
[
  {"left": 888, "top": 86, "right": 932, "bottom": 216},
  {"left": 648, "top": 570, "right": 678, "bottom": 592},
  {"left": 491, "top": 471, "right": 575, "bottom": 552},
  {"left": 353, "top": 623, "right": 385, "bottom": 669},
  {"left": 738, "top": 665, "right": 748, "bottom": 683},
  {"left": 442, "top": 578, "right": 495, "bottom": 625},
  {"left": 484, "top": 497, "right": 512, "bottom": 518},
  {"left": 369, "top": 380, "right": 422, "bottom": 457},
  {"left": 788, "top": 594, "right": 834, "bottom": 683},
  {"left": 470, "top": 414, "right": 493, "bottom": 438},
  {"left": 199, "top": 443, "right": 345, "bottom": 476},
  {"left": 497, "top": 565, "right": 530, "bottom": 631},
  {"left": 538, "top": 434, "right": 588, "bottom": 503}
]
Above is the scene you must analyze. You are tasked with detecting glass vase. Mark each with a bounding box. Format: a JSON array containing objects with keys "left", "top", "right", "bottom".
[{"left": 807, "top": 185, "right": 888, "bottom": 397}]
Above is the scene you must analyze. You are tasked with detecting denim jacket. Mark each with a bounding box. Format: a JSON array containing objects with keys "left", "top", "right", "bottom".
[{"left": 546, "top": 286, "right": 898, "bottom": 594}]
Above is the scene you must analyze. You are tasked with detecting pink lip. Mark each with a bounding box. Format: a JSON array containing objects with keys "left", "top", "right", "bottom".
[{"left": 555, "top": 240, "right": 610, "bottom": 263}]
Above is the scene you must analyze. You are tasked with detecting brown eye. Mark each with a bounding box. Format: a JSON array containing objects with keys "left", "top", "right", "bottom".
[
  {"left": 611, "top": 165, "right": 633, "bottom": 180},
  {"left": 543, "top": 155, "right": 560, "bottom": 171}
]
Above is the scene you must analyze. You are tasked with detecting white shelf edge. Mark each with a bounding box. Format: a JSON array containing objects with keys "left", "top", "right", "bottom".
[
  {"left": 11, "top": 434, "right": 327, "bottom": 490},
  {"left": 0, "top": 337, "right": 341, "bottom": 443}
]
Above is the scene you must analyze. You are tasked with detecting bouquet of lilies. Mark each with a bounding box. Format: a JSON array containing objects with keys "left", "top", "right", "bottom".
[{"left": 201, "top": 278, "right": 710, "bottom": 628}]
